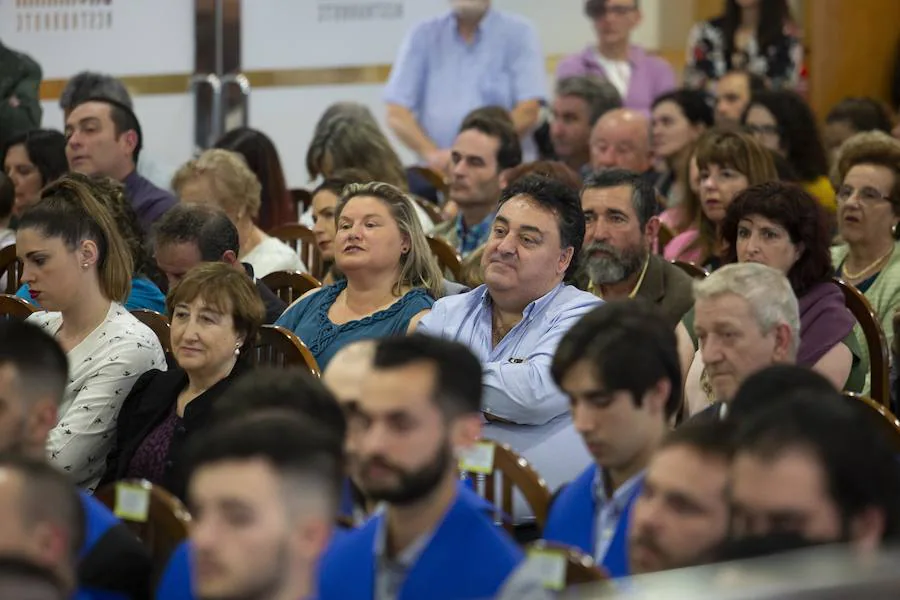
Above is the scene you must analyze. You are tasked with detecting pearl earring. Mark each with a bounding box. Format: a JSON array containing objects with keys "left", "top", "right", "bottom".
[
  {"left": 234, "top": 342, "right": 241, "bottom": 357},
  {"left": 82, "top": 263, "right": 89, "bottom": 269}
]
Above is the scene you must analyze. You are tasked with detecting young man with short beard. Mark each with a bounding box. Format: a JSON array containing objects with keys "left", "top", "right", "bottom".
[
  {"left": 317, "top": 335, "right": 523, "bottom": 600},
  {"left": 579, "top": 169, "right": 693, "bottom": 327}
]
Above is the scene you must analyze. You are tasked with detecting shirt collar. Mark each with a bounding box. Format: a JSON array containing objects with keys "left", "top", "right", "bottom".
[
  {"left": 593, "top": 468, "right": 645, "bottom": 511},
  {"left": 373, "top": 516, "right": 434, "bottom": 569},
  {"left": 480, "top": 282, "right": 565, "bottom": 320},
  {"left": 588, "top": 254, "right": 651, "bottom": 299},
  {"left": 448, "top": 7, "right": 496, "bottom": 43}
]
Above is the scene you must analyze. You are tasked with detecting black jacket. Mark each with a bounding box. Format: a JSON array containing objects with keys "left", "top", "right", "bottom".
[{"left": 101, "top": 361, "right": 250, "bottom": 499}]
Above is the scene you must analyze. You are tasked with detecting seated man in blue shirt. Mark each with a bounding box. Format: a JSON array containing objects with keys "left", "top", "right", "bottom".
[
  {"left": 385, "top": 0, "right": 546, "bottom": 171},
  {"left": 543, "top": 300, "right": 680, "bottom": 577},
  {"left": 184, "top": 414, "right": 343, "bottom": 600},
  {"left": 0, "top": 320, "right": 151, "bottom": 599},
  {"left": 318, "top": 335, "right": 523, "bottom": 600},
  {"left": 430, "top": 111, "right": 522, "bottom": 258},
  {"left": 419, "top": 175, "right": 600, "bottom": 512}
]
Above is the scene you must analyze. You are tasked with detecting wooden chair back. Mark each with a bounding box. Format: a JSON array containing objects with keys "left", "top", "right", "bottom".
[
  {"left": 657, "top": 223, "right": 675, "bottom": 254},
  {"left": 261, "top": 270, "right": 322, "bottom": 305},
  {"left": 289, "top": 188, "right": 312, "bottom": 213},
  {"left": 249, "top": 324, "right": 321, "bottom": 376},
  {"left": 458, "top": 440, "right": 552, "bottom": 532},
  {"left": 268, "top": 223, "right": 324, "bottom": 281},
  {"left": 525, "top": 541, "right": 609, "bottom": 590},
  {"left": 130, "top": 309, "right": 172, "bottom": 354},
  {"left": 412, "top": 195, "right": 444, "bottom": 225},
  {"left": 408, "top": 166, "right": 449, "bottom": 198},
  {"left": 0, "top": 244, "right": 22, "bottom": 294},
  {"left": 834, "top": 278, "right": 890, "bottom": 407},
  {"left": 94, "top": 480, "right": 191, "bottom": 580},
  {"left": 843, "top": 393, "right": 900, "bottom": 453},
  {"left": 427, "top": 235, "right": 463, "bottom": 282},
  {"left": 670, "top": 260, "right": 709, "bottom": 279},
  {"left": 0, "top": 294, "right": 36, "bottom": 320}
]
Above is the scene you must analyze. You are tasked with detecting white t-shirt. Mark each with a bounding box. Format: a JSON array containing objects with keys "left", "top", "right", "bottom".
[
  {"left": 594, "top": 51, "right": 632, "bottom": 100},
  {"left": 242, "top": 234, "right": 308, "bottom": 278}
]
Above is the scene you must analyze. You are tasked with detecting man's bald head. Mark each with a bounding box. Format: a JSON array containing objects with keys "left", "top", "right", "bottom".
[
  {"left": 323, "top": 340, "right": 377, "bottom": 408},
  {"left": 589, "top": 108, "right": 652, "bottom": 173}
]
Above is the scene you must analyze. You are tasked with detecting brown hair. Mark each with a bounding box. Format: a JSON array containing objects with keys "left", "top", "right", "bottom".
[
  {"left": 832, "top": 131, "right": 900, "bottom": 216},
  {"left": 336, "top": 182, "right": 444, "bottom": 299},
  {"left": 504, "top": 160, "right": 581, "bottom": 192},
  {"left": 691, "top": 130, "right": 778, "bottom": 262},
  {"left": 166, "top": 262, "right": 265, "bottom": 350},
  {"left": 18, "top": 173, "right": 133, "bottom": 302},
  {"left": 172, "top": 149, "right": 262, "bottom": 219}
]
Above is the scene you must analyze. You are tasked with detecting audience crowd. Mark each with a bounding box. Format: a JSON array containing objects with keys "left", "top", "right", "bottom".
[{"left": 3, "top": 0, "right": 900, "bottom": 598}]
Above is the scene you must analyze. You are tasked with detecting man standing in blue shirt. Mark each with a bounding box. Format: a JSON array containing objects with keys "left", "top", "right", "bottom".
[
  {"left": 543, "top": 300, "right": 680, "bottom": 577},
  {"left": 430, "top": 111, "right": 522, "bottom": 257},
  {"left": 385, "top": 0, "right": 547, "bottom": 172},
  {"left": 418, "top": 175, "right": 600, "bottom": 511}
]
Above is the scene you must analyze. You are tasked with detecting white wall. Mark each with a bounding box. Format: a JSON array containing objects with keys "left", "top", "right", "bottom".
[{"left": 0, "top": 0, "right": 195, "bottom": 175}]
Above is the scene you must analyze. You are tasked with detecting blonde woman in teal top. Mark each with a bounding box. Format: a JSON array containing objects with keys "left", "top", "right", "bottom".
[
  {"left": 831, "top": 132, "right": 900, "bottom": 394},
  {"left": 277, "top": 182, "right": 443, "bottom": 369}
]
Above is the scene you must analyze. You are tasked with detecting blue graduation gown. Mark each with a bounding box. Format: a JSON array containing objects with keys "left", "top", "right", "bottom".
[
  {"left": 542, "top": 464, "right": 643, "bottom": 578},
  {"left": 317, "top": 488, "right": 524, "bottom": 600}
]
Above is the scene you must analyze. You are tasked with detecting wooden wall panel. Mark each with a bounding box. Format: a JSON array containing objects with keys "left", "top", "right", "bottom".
[{"left": 807, "top": 0, "right": 900, "bottom": 116}]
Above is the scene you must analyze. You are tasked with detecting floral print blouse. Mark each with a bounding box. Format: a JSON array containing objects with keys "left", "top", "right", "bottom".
[
  {"left": 685, "top": 17, "right": 804, "bottom": 90},
  {"left": 29, "top": 303, "right": 167, "bottom": 492}
]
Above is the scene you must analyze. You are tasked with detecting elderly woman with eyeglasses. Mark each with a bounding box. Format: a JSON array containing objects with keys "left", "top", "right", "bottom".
[{"left": 832, "top": 132, "right": 900, "bottom": 395}]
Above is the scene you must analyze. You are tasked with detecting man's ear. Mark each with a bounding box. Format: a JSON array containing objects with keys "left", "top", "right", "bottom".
[
  {"left": 451, "top": 413, "right": 483, "bottom": 452},
  {"left": 558, "top": 246, "right": 575, "bottom": 276},
  {"left": 644, "top": 215, "right": 661, "bottom": 242},
  {"left": 772, "top": 323, "right": 793, "bottom": 363},
  {"left": 221, "top": 250, "right": 239, "bottom": 267}
]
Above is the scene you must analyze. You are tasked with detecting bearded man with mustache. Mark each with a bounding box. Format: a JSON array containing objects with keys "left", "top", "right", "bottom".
[{"left": 578, "top": 168, "right": 694, "bottom": 328}]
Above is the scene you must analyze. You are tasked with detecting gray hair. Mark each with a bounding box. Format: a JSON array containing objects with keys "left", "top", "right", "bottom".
[
  {"left": 693, "top": 263, "right": 800, "bottom": 360},
  {"left": 582, "top": 168, "right": 658, "bottom": 229},
  {"left": 60, "top": 71, "right": 132, "bottom": 111},
  {"left": 556, "top": 76, "right": 622, "bottom": 126}
]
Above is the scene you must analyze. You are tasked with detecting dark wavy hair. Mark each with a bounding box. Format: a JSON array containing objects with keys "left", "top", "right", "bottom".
[
  {"left": 722, "top": 0, "right": 793, "bottom": 70},
  {"left": 722, "top": 181, "right": 832, "bottom": 297},
  {"left": 743, "top": 90, "right": 829, "bottom": 182}
]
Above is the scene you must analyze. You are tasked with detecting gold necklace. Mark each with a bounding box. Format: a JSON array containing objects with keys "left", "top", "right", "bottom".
[{"left": 842, "top": 245, "right": 894, "bottom": 280}]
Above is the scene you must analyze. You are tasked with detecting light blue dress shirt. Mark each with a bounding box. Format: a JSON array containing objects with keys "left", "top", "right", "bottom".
[
  {"left": 593, "top": 469, "right": 645, "bottom": 563},
  {"left": 384, "top": 9, "right": 547, "bottom": 151},
  {"left": 419, "top": 282, "right": 599, "bottom": 520},
  {"left": 418, "top": 283, "right": 600, "bottom": 425}
]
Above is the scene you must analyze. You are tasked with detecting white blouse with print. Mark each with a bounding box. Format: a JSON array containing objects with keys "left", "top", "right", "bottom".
[{"left": 28, "top": 303, "right": 167, "bottom": 492}]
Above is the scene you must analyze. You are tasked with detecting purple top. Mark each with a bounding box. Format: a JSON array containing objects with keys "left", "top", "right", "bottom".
[
  {"left": 123, "top": 170, "right": 177, "bottom": 234},
  {"left": 125, "top": 405, "right": 180, "bottom": 485},
  {"left": 797, "top": 282, "right": 855, "bottom": 368},
  {"left": 555, "top": 45, "right": 677, "bottom": 115}
]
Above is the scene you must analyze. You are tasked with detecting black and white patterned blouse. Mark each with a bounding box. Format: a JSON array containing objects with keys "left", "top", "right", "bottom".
[
  {"left": 684, "top": 16, "right": 804, "bottom": 90},
  {"left": 29, "top": 302, "right": 167, "bottom": 492}
]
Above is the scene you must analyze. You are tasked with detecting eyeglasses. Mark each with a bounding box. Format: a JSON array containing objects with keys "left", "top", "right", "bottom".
[{"left": 836, "top": 184, "right": 892, "bottom": 204}]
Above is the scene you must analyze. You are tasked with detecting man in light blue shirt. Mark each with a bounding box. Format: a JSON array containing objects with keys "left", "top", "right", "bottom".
[
  {"left": 385, "top": 0, "right": 546, "bottom": 172},
  {"left": 418, "top": 174, "right": 599, "bottom": 515}
]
